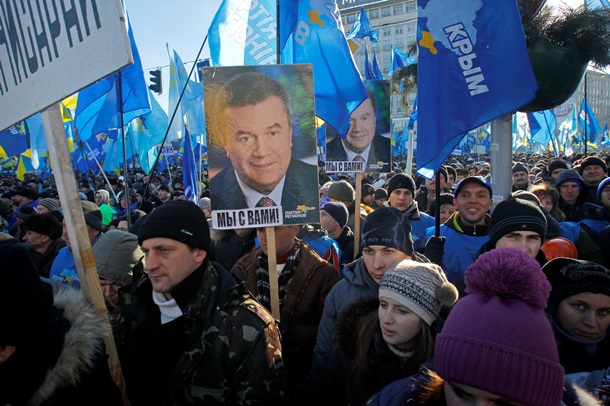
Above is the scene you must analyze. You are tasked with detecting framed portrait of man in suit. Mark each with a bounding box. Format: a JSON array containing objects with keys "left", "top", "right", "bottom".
[
  {"left": 324, "top": 80, "right": 391, "bottom": 173},
  {"left": 203, "top": 64, "right": 319, "bottom": 229}
]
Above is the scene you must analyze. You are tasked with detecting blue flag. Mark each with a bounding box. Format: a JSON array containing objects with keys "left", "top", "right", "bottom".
[
  {"left": 371, "top": 51, "right": 384, "bottom": 80},
  {"left": 527, "top": 109, "right": 557, "bottom": 145},
  {"left": 0, "top": 123, "right": 28, "bottom": 157},
  {"left": 167, "top": 48, "right": 207, "bottom": 141},
  {"left": 364, "top": 48, "right": 376, "bottom": 80},
  {"left": 208, "top": 0, "right": 277, "bottom": 66},
  {"left": 75, "top": 15, "right": 150, "bottom": 142},
  {"left": 389, "top": 45, "right": 416, "bottom": 77},
  {"left": 182, "top": 127, "right": 199, "bottom": 204},
  {"left": 389, "top": 46, "right": 405, "bottom": 77},
  {"left": 281, "top": 0, "right": 368, "bottom": 136},
  {"left": 578, "top": 98, "right": 602, "bottom": 141},
  {"left": 415, "top": 0, "right": 538, "bottom": 179},
  {"left": 127, "top": 89, "right": 169, "bottom": 174},
  {"left": 27, "top": 113, "right": 47, "bottom": 169},
  {"left": 346, "top": 7, "right": 379, "bottom": 42}
]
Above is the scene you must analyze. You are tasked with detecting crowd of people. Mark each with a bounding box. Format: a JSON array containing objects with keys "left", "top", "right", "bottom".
[{"left": 1, "top": 150, "right": 610, "bottom": 405}]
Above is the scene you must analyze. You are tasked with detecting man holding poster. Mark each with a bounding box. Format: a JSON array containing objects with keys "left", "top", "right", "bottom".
[{"left": 205, "top": 66, "right": 319, "bottom": 228}]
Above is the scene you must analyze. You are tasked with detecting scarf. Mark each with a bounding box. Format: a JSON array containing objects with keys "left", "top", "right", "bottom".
[
  {"left": 153, "top": 291, "right": 184, "bottom": 324},
  {"left": 255, "top": 240, "right": 301, "bottom": 311}
]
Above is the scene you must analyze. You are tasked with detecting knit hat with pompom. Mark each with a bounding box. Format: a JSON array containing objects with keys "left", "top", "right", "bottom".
[
  {"left": 435, "top": 248, "right": 564, "bottom": 406},
  {"left": 379, "top": 260, "right": 458, "bottom": 326}
]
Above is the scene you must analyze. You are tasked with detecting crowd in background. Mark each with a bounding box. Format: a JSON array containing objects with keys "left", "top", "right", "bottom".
[{"left": 2, "top": 150, "right": 610, "bottom": 405}]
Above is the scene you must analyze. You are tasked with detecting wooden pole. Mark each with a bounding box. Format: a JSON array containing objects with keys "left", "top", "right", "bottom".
[
  {"left": 266, "top": 226, "right": 281, "bottom": 319},
  {"left": 40, "top": 104, "right": 127, "bottom": 400},
  {"left": 353, "top": 173, "right": 362, "bottom": 259}
]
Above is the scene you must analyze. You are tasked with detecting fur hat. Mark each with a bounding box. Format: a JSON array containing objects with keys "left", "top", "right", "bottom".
[
  {"left": 21, "top": 213, "right": 62, "bottom": 240},
  {"left": 488, "top": 198, "right": 547, "bottom": 247},
  {"left": 453, "top": 176, "right": 492, "bottom": 199},
  {"left": 578, "top": 156, "right": 607, "bottom": 175},
  {"left": 322, "top": 202, "right": 349, "bottom": 229},
  {"left": 361, "top": 207, "right": 413, "bottom": 256},
  {"left": 543, "top": 258, "right": 610, "bottom": 310},
  {"left": 435, "top": 248, "right": 564, "bottom": 406},
  {"left": 328, "top": 180, "right": 355, "bottom": 203},
  {"left": 138, "top": 200, "right": 211, "bottom": 251},
  {"left": 387, "top": 173, "right": 416, "bottom": 196},
  {"left": 0, "top": 241, "right": 55, "bottom": 345},
  {"left": 379, "top": 261, "right": 458, "bottom": 325},
  {"left": 94, "top": 230, "right": 144, "bottom": 286}
]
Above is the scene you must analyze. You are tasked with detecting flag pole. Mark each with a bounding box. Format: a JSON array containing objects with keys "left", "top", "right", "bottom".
[
  {"left": 263, "top": 0, "right": 283, "bottom": 320},
  {"left": 118, "top": 71, "right": 132, "bottom": 228},
  {"left": 85, "top": 141, "right": 120, "bottom": 203}
]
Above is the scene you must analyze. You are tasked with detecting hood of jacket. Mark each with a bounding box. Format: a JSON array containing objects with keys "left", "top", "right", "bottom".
[{"left": 29, "top": 286, "right": 112, "bottom": 405}]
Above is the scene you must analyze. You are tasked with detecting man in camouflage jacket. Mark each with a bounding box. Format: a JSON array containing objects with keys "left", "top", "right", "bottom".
[{"left": 119, "top": 201, "right": 286, "bottom": 405}]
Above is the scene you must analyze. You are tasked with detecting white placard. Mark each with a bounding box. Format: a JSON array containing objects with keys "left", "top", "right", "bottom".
[{"left": 0, "top": 0, "right": 132, "bottom": 131}]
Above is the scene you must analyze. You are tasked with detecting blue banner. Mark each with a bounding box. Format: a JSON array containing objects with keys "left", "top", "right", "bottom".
[{"left": 415, "top": 0, "right": 537, "bottom": 179}]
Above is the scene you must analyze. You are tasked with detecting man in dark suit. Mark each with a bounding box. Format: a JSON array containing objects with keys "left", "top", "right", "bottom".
[
  {"left": 325, "top": 92, "right": 391, "bottom": 172},
  {"left": 209, "top": 71, "right": 319, "bottom": 224}
]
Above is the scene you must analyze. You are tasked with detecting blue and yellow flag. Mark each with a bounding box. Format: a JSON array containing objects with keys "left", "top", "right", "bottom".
[
  {"left": 416, "top": 0, "right": 537, "bottom": 179},
  {"left": 281, "top": 0, "right": 368, "bottom": 137}
]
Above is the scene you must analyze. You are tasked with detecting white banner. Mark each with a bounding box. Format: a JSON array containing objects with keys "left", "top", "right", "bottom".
[{"left": 0, "top": 0, "right": 132, "bottom": 130}]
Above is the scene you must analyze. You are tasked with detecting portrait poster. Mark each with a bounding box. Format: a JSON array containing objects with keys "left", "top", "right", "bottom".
[
  {"left": 324, "top": 80, "right": 391, "bottom": 173},
  {"left": 203, "top": 64, "right": 320, "bottom": 230}
]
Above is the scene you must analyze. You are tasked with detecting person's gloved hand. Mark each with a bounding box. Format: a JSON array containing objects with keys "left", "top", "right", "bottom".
[{"left": 425, "top": 236, "right": 445, "bottom": 266}]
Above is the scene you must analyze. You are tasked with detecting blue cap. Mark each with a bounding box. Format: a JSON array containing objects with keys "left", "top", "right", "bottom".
[
  {"left": 598, "top": 177, "right": 610, "bottom": 202},
  {"left": 454, "top": 176, "right": 493, "bottom": 199}
]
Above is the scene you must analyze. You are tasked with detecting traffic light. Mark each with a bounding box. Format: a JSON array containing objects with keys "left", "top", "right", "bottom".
[{"left": 149, "top": 69, "right": 162, "bottom": 94}]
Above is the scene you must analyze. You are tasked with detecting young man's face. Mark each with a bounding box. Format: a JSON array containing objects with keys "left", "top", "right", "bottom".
[
  {"left": 225, "top": 96, "right": 292, "bottom": 195},
  {"left": 362, "top": 245, "right": 410, "bottom": 284},
  {"left": 388, "top": 189, "right": 413, "bottom": 212},
  {"left": 495, "top": 231, "right": 542, "bottom": 258},
  {"left": 559, "top": 182, "right": 580, "bottom": 205},
  {"left": 320, "top": 210, "right": 341, "bottom": 234},
  {"left": 344, "top": 98, "right": 376, "bottom": 154},
  {"left": 455, "top": 182, "right": 492, "bottom": 226}
]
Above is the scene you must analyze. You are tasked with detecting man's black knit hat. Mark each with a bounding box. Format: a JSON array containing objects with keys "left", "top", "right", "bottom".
[
  {"left": 138, "top": 200, "right": 211, "bottom": 251},
  {"left": 488, "top": 198, "right": 547, "bottom": 247},
  {"left": 387, "top": 173, "right": 416, "bottom": 196}
]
